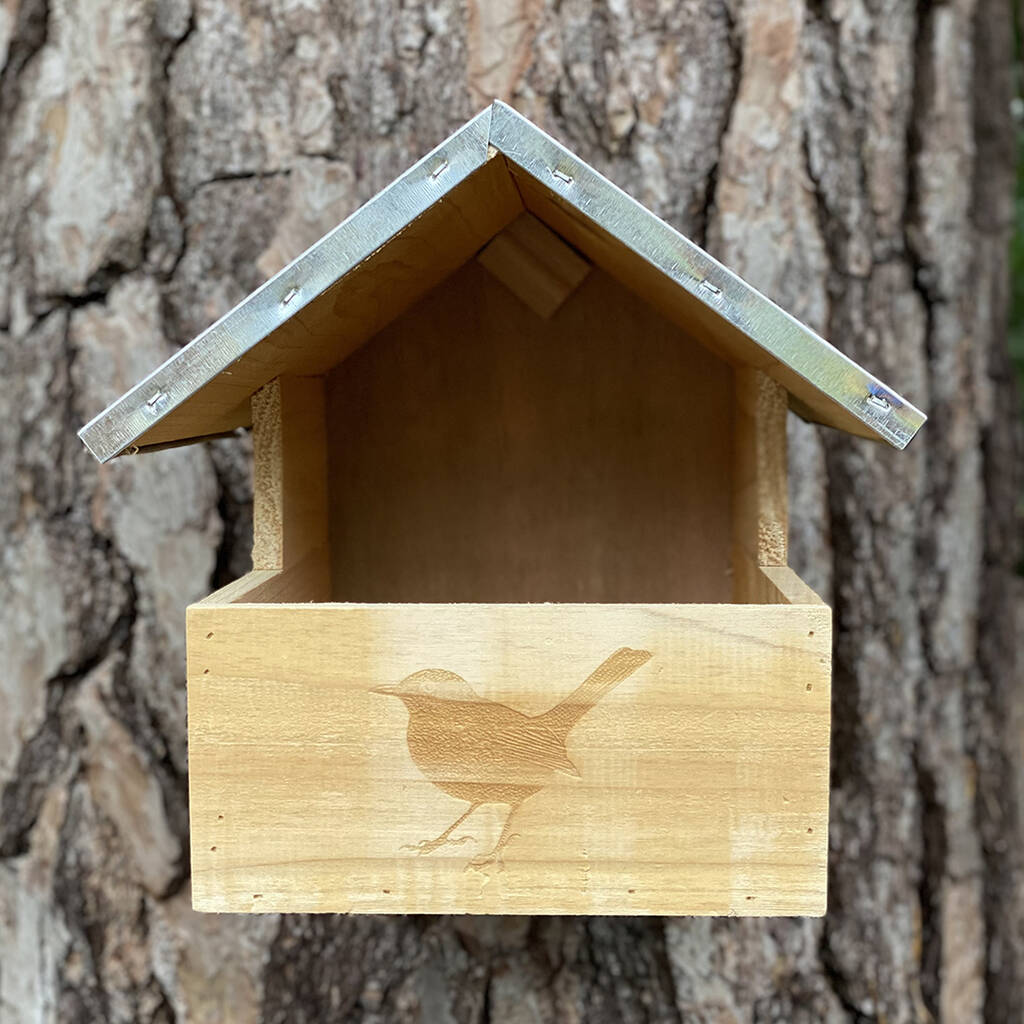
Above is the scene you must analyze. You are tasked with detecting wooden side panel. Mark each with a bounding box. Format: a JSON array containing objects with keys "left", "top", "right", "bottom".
[
  {"left": 732, "top": 369, "right": 789, "bottom": 602},
  {"left": 251, "top": 376, "right": 331, "bottom": 599},
  {"left": 187, "top": 601, "right": 831, "bottom": 916},
  {"left": 325, "top": 262, "right": 735, "bottom": 603},
  {"left": 251, "top": 379, "right": 286, "bottom": 570},
  {"left": 195, "top": 551, "right": 330, "bottom": 607},
  {"left": 759, "top": 565, "right": 827, "bottom": 606}
]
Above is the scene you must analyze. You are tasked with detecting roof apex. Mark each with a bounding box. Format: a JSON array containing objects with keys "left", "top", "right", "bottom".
[{"left": 79, "top": 100, "right": 924, "bottom": 462}]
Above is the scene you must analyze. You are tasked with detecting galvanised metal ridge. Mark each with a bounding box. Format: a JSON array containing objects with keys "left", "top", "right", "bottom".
[{"left": 79, "top": 101, "right": 924, "bottom": 462}]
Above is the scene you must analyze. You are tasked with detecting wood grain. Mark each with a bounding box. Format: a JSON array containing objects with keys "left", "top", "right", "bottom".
[
  {"left": 251, "top": 376, "right": 330, "bottom": 599},
  {"left": 196, "top": 550, "right": 332, "bottom": 606},
  {"left": 477, "top": 212, "right": 590, "bottom": 318},
  {"left": 324, "top": 262, "right": 735, "bottom": 603},
  {"left": 187, "top": 597, "right": 831, "bottom": 916},
  {"left": 732, "top": 368, "right": 789, "bottom": 602}
]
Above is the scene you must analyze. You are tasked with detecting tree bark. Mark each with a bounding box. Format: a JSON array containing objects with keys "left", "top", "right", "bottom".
[{"left": 1, "top": 0, "right": 1020, "bottom": 1021}]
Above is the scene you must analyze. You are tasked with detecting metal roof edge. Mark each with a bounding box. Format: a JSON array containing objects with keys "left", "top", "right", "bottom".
[
  {"left": 78, "top": 106, "right": 495, "bottom": 463},
  {"left": 486, "top": 100, "right": 927, "bottom": 449}
]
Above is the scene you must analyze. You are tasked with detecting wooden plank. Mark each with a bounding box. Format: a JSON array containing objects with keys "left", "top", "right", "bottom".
[
  {"left": 130, "top": 155, "right": 523, "bottom": 450},
  {"left": 732, "top": 368, "right": 788, "bottom": 602},
  {"left": 324, "top": 262, "right": 735, "bottom": 603},
  {"left": 193, "top": 570, "right": 283, "bottom": 607},
  {"left": 194, "top": 550, "right": 330, "bottom": 607},
  {"left": 734, "top": 564, "right": 829, "bottom": 606},
  {"left": 477, "top": 212, "right": 589, "bottom": 318},
  {"left": 760, "top": 565, "right": 827, "bottom": 606},
  {"left": 251, "top": 377, "right": 330, "bottom": 601},
  {"left": 251, "top": 380, "right": 286, "bottom": 570},
  {"left": 187, "top": 601, "right": 830, "bottom": 916}
]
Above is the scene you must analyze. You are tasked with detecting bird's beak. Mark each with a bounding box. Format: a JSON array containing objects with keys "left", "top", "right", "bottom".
[{"left": 370, "top": 683, "right": 399, "bottom": 696}]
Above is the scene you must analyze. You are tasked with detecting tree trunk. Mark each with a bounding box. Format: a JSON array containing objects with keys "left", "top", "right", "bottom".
[{"left": 1, "top": 0, "right": 1020, "bottom": 1021}]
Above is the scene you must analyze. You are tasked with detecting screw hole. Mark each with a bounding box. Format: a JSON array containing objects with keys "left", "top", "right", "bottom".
[
  {"left": 210, "top": 846, "right": 217, "bottom": 851},
  {"left": 206, "top": 632, "right": 214, "bottom": 639},
  {"left": 806, "top": 683, "right": 812, "bottom": 691}
]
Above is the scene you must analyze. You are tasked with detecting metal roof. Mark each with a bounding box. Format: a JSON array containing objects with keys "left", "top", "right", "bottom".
[{"left": 79, "top": 101, "right": 925, "bottom": 462}]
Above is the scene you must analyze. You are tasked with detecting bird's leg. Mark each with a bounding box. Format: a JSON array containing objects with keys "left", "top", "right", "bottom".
[
  {"left": 468, "top": 802, "right": 524, "bottom": 871},
  {"left": 403, "top": 803, "right": 481, "bottom": 855}
]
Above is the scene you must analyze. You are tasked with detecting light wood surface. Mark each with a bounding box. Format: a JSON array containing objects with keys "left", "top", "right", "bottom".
[
  {"left": 251, "top": 379, "right": 286, "bottom": 570},
  {"left": 251, "top": 376, "right": 330, "bottom": 600},
  {"left": 478, "top": 212, "right": 590, "bottom": 318},
  {"left": 760, "top": 565, "right": 826, "bottom": 606},
  {"left": 732, "top": 368, "right": 789, "bottom": 602},
  {"left": 324, "top": 262, "right": 735, "bottom": 603},
  {"left": 187, "top": 595, "right": 831, "bottom": 916},
  {"left": 196, "top": 549, "right": 332, "bottom": 606}
]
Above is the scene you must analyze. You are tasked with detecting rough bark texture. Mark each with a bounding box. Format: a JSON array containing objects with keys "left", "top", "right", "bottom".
[{"left": 1, "top": 0, "right": 1021, "bottom": 1021}]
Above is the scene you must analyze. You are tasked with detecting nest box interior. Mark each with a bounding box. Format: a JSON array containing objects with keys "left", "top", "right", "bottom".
[{"left": 240, "top": 157, "right": 799, "bottom": 609}]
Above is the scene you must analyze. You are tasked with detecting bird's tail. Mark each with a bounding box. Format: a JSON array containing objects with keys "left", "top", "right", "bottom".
[{"left": 541, "top": 648, "right": 652, "bottom": 734}]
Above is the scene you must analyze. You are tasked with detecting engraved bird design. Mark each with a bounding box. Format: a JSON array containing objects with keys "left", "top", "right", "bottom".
[{"left": 372, "top": 647, "right": 653, "bottom": 867}]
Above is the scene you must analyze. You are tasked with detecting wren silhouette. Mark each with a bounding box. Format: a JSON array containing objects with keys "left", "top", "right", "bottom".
[{"left": 372, "top": 647, "right": 653, "bottom": 868}]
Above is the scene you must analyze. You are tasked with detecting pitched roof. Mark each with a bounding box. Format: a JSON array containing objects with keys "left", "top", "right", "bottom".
[{"left": 79, "top": 101, "right": 925, "bottom": 462}]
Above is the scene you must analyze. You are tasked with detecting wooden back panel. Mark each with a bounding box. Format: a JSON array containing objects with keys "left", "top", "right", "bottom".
[{"left": 324, "top": 262, "right": 734, "bottom": 602}]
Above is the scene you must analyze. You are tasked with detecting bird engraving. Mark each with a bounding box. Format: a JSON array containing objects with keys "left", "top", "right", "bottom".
[{"left": 372, "top": 647, "right": 653, "bottom": 868}]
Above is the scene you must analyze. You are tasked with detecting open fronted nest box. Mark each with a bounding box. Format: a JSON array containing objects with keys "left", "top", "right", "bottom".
[{"left": 80, "top": 103, "right": 924, "bottom": 917}]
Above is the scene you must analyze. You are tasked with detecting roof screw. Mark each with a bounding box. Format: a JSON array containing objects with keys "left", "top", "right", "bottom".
[
  {"left": 430, "top": 158, "right": 449, "bottom": 180},
  {"left": 551, "top": 167, "right": 574, "bottom": 185},
  {"left": 698, "top": 279, "right": 723, "bottom": 297},
  {"left": 281, "top": 285, "right": 300, "bottom": 306},
  {"left": 145, "top": 390, "right": 169, "bottom": 414}
]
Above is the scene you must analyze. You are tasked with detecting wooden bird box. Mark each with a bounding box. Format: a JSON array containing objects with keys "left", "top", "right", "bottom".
[{"left": 79, "top": 102, "right": 925, "bottom": 917}]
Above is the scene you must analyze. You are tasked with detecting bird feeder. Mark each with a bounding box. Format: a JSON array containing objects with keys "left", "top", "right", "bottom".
[{"left": 79, "top": 102, "right": 924, "bottom": 916}]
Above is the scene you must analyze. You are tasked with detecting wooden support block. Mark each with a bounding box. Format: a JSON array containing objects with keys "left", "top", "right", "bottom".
[
  {"left": 478, "top": 212, "right": 590, "bottom": 318},
  {"left": 187, "top": 600, "right": 830, "bottom": 916},
  {"left": 251, "top": 376, "right": 330, "bottom": 595},
  {"left": 732, "top": 368, "right": 789, "bottom": 602}
]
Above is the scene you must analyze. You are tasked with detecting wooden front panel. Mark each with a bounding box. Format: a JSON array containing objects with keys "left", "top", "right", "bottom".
[
  {"left": 187, "top": 601, "right": 831, "bottom": 916},
  {"left": 324, "top": 262, "right": 735, "bottom": 603}
]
